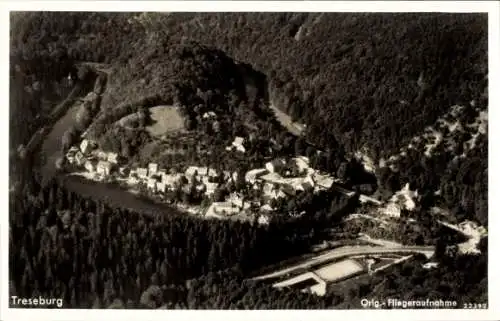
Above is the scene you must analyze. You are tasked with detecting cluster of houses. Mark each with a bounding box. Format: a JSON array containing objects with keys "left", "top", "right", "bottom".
[
  {"left": 65, "top": 139, "right": 120, "bottom": 178},
  {"left": 68, "top": 136, "right": 337, "bottom": 223},
  {"left": 204, "top": 156, "right": 336, "bottom": 223},
  {"left": 377, "top": 183, "right": 420, "bottom": 218},
  {"left": 248, "top": 156, "right": 335, "bottom": 194}
]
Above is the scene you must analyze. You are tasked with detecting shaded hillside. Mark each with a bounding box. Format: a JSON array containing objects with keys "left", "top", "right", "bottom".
[{"left": 139, "top": 12, "right": 487, "bottom": 159}]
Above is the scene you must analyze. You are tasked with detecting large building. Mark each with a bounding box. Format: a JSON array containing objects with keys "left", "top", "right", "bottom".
[{"left": 148, "top": 163, "right": 159, "bottom": 176}]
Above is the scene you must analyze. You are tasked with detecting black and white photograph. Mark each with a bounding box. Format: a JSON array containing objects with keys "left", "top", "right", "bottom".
[{"left": 2, "top": 1, "right": 499, "bottom": 320}]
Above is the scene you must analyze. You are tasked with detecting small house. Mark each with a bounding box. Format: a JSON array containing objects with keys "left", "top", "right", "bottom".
[
  {"left": 156, "top": 181, "right": 167, "bottom": 193},
  {"left": 84, "top": 160, "right": 96, "bottom": 173},
  {"left": 147, "top": 177, "right": 158, "bottom": 191},
  {"left": 258, "top": 214, "right": 271, "bottom": 225},
  {"left": 162, "top": 173, "right": 182, "bottom": 187},
  {"left": 292, "top": 156, "right": 310, "bottom": 173},
  {"left": 231, "top": 136, "right": 246, "bottom": 153},
  {"left": 137, "top": 168, "right": 148, "bottom": 179},
  {"left": 422, "top": 262, "right": 439, "bottom": 270},
  {"left": 185, "top": 166, "right": 217, "bottom": 178},
  {"left": 97, "top": 161, "right": 113, "bottom": 176},
  {"left": 66, "top": 154, "right": 75, "bottom": 164},
  {"left": 74, "top": 151, "right": 85, "bottom": 166},
  {"left": 260, "top": 204, "right": 274, "bottom": 213},
  {"left": 202, "top": 111, "right": 216, "bottom": 119},
  {"left": 119, "top": 167, "right": 130, "bottom": 176},
  {"left": 204, "top": 182, "right": 219, "bottom": 196},
  {"left": 265, "top": 159, "right": 286, "bottom": 174},
  {"left": 107, "top": 152, "right": 119, "bottom": 164},
  {"left": 80, "top": 139, "right": 90, "bottom": 155},
  {"left": 148, "top": 163, "right": 158, "bottom": 176},
  {"left": 313, "top": 174, "right": 334, "bottom": 190}
]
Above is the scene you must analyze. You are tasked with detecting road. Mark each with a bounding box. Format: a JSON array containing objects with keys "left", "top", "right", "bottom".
[{"left": 252, "top": 244, "right": 435, "bottom": 281}]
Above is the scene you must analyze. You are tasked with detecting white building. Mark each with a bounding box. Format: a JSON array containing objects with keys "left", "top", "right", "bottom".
[
  {"left": 204, "top": 182, "right": 218, "bottom": 196},
  {"left": 292, "top": 156, "right": 310, "bottom": 173},
  {"left": 258, "top": 214, "right": 271, "bottom": 225},
  {"left": 206, "top": 202, "right": 241, "bottom": 218},
  {"left": 107, "top": 152, "right": 119, "bottom": 164},
  {"left": 119, "top": 167, "right": 129, "bottom": 176},
  {"left": 312, "top": 174, "right": 334, "bottom": 190},
  {"left": 422, "top": 262, "right": 439, "bottom": 270},
  {"left": 137, "top": 168, "right": 148, "bottom": 179},
  {"left": 84, "top": 160, "right": 96, "bottom": 173},
  {"left": 185, "top": 166, "right": 217, "bottom": 178},
  {"left": 231, "top": 136, "right": 246, "bottom": 153},
  {"left": 148, "top": 163, "right": 158, "bottom": 176},
  {"left": 147, "top": 177, "right": 158, "bottom": 191},
  {"left": 97, "top": 161, "right": 113, "bottom": 176},
  {"left": 390, "top": 183, "right": 419, "bottom": 211},
  {"left": 162, "top": 173, "right": 182, "bottom": 187},
  {"left": 260, "top": 204, "right": 274, "bottom": 212},
  {"left": 74, "top": 151, "right": 85, "bottom": 166},
  {"left": 202, "top": 111, "right": 216, "bottom": 119},
  {"left": 265, "top": 159, "right": 286, "bottom": 173},
  {"left": 80, "top": 139, "right": 91, "bottom": 155},
  {"left": 156, "top": 181, "right": 167, "bottom": 193},
  {"left": 66, "top": 154, "right": 75, "bottom": 164},
  {"left": 228, "top": 193, "right": 245, "bottom": 209}
]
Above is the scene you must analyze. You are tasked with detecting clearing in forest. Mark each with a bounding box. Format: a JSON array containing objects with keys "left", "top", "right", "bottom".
[{"left": 146, "top": 105, "right": 185, "bottom": 137}]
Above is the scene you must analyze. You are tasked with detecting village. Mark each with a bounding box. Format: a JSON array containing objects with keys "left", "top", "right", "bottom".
[{"left": 60, "top": 136, "right": 339, "bottom": 225}]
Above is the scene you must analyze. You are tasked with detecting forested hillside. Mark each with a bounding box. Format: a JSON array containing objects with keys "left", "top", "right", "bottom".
[
  {"left": 11, "top": 12, "right": 488, "bottom": 158},
  {"left": 9, "top": 176, "right": 486, "bottom": 309},
  {"left": 140, "top": 12, "right": 487, "bottom": 157}
]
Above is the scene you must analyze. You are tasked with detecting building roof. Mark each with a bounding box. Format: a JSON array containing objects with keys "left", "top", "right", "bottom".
[
  {"left": 80, "top": 139, "right": 89, "bottom": 152},
  {"left": 265, "top": 159, "right": 287, "bottom": 170},
  {"left": 261, "top": 172, "right": 284, "bottom": 184},
  {"left": 260, "top": 204, "right": 274, "bottom": 212},
  {"left": 245, "top": 168, "right": 268, "bottom": 182},
  {"left": 97, "top": 160, "right": 112, "bottom": 168},
  {"left": 185, "top": 166, "right": 217, "bottom": 177},
  {"left": 312, "top": 174, "right": 334, "bottom": 189},
  {"left": 137, "top": 168, "right": 148, "bottom": 177},
  {"left": 148, "top": 163, "right": 158, "bottom": 173},
  {"left": 202, "top": 111, "right": 217, "bottom": 119},
  {"left": 107, "top": 152, "right": 119, "bottom": 163}
]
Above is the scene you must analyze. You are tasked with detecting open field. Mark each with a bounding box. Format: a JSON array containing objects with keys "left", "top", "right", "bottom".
[
  {"left": 146, "top": 105, "right": 185, "bottom": 137},
  {"left": 313, "top": 259, "right": 364, "bottom": 282}
]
